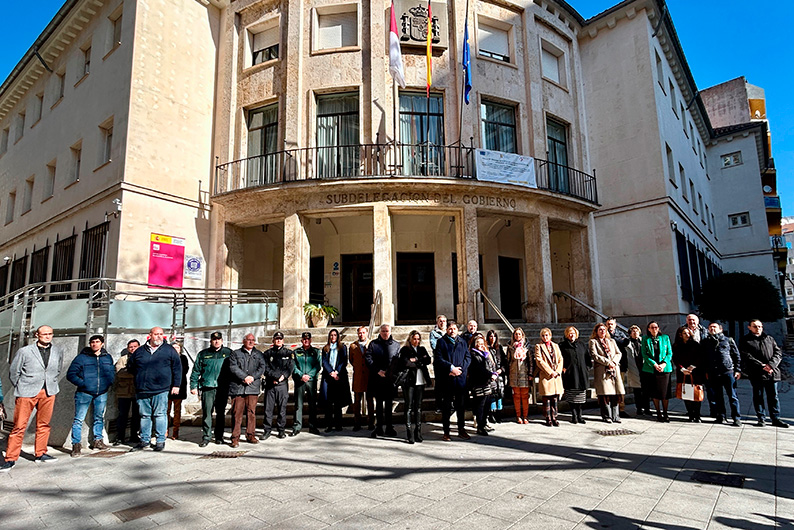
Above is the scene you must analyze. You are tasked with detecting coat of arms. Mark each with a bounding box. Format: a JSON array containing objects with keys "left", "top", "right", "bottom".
[{"left": 400, "top": 5, "right": 440, "bottom": 44}]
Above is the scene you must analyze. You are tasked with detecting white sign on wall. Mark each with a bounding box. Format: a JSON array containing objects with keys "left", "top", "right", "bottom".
[
  {"left": 184, "top": 255, "right": 204, "bottom": 281},
  {"left": 474, "top": 149, "right": 537, "bottom": 189}
]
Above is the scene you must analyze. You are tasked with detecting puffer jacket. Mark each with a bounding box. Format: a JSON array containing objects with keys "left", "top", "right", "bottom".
[
  {"left": 67, "top": 347, "right": 116, "bottom": 396},
  {"left": 739, "top": 332, "right": 782, "bottom": 381},
  {"left": 702, "top": 332, "right": 740, "bottom": 375},
  {"left": 228, "top": 347, "right": 266, "bottom": 395}
]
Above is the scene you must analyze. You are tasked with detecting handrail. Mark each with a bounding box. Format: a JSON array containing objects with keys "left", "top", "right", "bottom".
[
  {"left": 474, "top": 288, "right": 514, "bottom": 334},
  {"left": 368, "top": 289, "right": 383, "bottom": 340},
  {"left": 552, "top": 291, "right": 628, "bottom": 333}
]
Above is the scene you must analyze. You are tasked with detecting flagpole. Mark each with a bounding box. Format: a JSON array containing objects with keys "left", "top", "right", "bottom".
[
  {"left": 426, "top": 0, "right": 432, "bottom": 174},
  {"left": 458, "top": 0, "right": 470, "bottom": 147}
]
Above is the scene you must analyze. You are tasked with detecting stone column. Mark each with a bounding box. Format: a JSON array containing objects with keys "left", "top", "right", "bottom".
[
  {"left": 282, "top": 213, "right": 310, "bottom": 328},
  {"left": 455, "top": 205, "right": 481, "bottom": 324},
  {"left": 372, "top": 204, "right": 395, "bottom": 325},
  {"left": 523, "top": 216, "right": 553, "bottom": 322},
  {"left": 223, "top": 223, "right": 244, "bottom": 291},
  {"left": 570, "top": 225, "right": 593, "bottom": 304}
]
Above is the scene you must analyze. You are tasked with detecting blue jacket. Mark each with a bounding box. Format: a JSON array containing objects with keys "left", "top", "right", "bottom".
[
  {"left": 129, "top": 342, "right": 183, "bottom": 398},
  {"left": 67, "top": 347, "right": 116, "bottom": 396},
  {"left": 433, "top": 335, "right": 471, "bottom": 391}
]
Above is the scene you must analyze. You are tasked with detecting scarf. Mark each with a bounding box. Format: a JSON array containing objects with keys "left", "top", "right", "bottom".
[
  {"left": 599, "top": 337, "right": 611, "bottom": 355},
  {"left": 329, "top": 342, "right": 338, "bottom": 368},
  {"left": 512, "top": 341, "right": 527, "bottom": 361}
]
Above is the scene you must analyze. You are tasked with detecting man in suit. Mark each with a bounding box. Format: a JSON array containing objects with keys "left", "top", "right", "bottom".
[
  {"left": 434, "top": 321, "right": 471, "bottom": 441},
  {"left": 365, "top": 324, "right": 400, "bottom": 438},
  {"left": 1, "top": 325, "right": 64, "bottom": 471}
]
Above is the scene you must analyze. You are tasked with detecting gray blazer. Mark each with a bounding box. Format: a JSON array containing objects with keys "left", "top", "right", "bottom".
[{"left": 9, "top": 343, "right": 64, "bottom": 398}]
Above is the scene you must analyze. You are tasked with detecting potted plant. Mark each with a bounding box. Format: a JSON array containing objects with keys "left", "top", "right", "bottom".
[{"left": 303, "top": 302, "right": 339, "bottom": 328}]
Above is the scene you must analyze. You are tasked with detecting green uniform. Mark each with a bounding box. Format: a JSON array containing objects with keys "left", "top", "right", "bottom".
[
  {"left": 292, "top": 346, "right": 321, "bottom": 433},
  {"left": 191, "top": 346, "right": 233, "bottom": 442}
]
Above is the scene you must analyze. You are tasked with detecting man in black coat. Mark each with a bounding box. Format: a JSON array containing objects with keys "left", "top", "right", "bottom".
[
  {"left": 365, "top": 324, "right": 400, "bottom": 438},
  {"left": 739, "top": 320, "right": 788, "bottom": 428},
  {"left": 701, "top": 323, "right": 742, "bottom": 426},
  {"left": 228, "top": 333, "right": 266, "bottom": 447},
  {"left": 262, "top": 331, "right": 295, "bottom": 439},
  {"left": 433, "top": 321, "right": 471, "bottom": 441}
]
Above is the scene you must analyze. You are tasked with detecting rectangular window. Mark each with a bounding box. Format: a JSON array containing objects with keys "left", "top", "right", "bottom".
[
  {"left": 711, "top": 213, "right": 716, "bottom": 238},
  {"left": 681, "top": 104, "right": 686, "bottom": 133},
  {"left": 729, "top": 212, "right": 750, "bottom": 228},
  {"left": 316, "top": 92, "right": 359, "bottom": 178},
  {"left": 399, "top": 92, "right": 445, "bottom": 176},
  {"left": 78, "top": 222, "right": 110, "bottom": 290},
  {"left": 481, "top": 101, "right": 517, "bottom": 154},
  {"left": 541, "top": 41, "right": 566, "bottom": 86},
  {"left": 70, "top": 142, "right": 82, "bottom": 184},
  {"left": 111, "top": 12, "right": 123, "bottom": 48},
  {"left": 246, "top": 103, "right": 279, "bottom": 185},
  {"left": 5, "top": 191, "right": 15, "bottom": 224},
  {"left": 51, "top": 235, "right": 77, "bottom": 297},
  {"left": 697, "top": 193, "right": 703, "bottom": 218},
  {"left": 251, "top": 26, "right": 279, "bottom": 65},
  {"left": 675, "top": 231, "right": 692, "bottom": 302},
  {"left": 705, "top": 204, "right": 711, "bottom": 232},
  {"left": 82, "top": 45, "right": 91, "bottom": 76},
  {"left": 479, "top": 22, "right": 510, "bottom": 63},
  {"left": 670, "top": 80, "right": 677, "bottom": 117},
  {"left": 44, "top": 161, "right": 56, "bottom": 200},
  {"left": 547, "top": 117, "right": 569, "bottom": 193},
  {"left": 690, "top": 124, "right": 696, "bottom": 151},
  {"left": 29, "top": 246, "right": 49, "bottom": 285},
  {"left": 721, "top": 151, "right": 743, "bottom": 168},
  {"left": 22, "top": 177, "right": 34, "bottom": 213},
  {"left": 689, "top": 180, "right": 696, "bottom": 210},
  {"left": 9, "top": 256, "right": 27, "bottom": 293},
  {"left": 0, "top": 127, "right": 8, "bottom": 155},
  {"left": 33, "top": 93, "right": 43, "bottom": 124},
  {"left": 99, "top": 119, "right": 113, "bottom": 164},
  {"left": 655, "top": 50, "right": 664, "bottom": 90},
  {"left": 56, "top": 70, "right": 65, "bottom": 101},
  {"left": 666, "top": 144, "right": 676, "bottom": 186},
  {"left": 316, "top": 9, "right": 357, "bottom": 50},
  {"left": 679, "top": 164, "right": 687, "bottom": 200},
  {"left": 15, "top": 110, "right": 25, "bottom": 142}
]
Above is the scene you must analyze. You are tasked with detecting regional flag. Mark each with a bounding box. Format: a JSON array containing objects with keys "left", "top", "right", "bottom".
[{"left": 389, "top": 1, "right": 406, "bottom": 88}]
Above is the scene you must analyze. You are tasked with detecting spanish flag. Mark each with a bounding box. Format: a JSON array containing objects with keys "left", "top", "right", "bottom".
[{"left": 426, "top": 0, "right": 432, "bottom": 96}]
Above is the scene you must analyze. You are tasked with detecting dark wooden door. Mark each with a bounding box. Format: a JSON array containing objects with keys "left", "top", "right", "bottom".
[
  {"left": 397, "top": 252, "right": 436, "bottom": 322},
  {"left": 341, "top": 254, "right": 373, "bottom": 323}
]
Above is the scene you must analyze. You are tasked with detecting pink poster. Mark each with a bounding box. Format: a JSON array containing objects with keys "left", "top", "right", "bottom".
[{"left": 148, "top": 233, "right": 185, "bottom": 288}]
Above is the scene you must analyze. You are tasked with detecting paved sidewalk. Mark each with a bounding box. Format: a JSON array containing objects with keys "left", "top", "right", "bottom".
[{"left": 2, "top": 379, "right": 792, "bottom": 529}]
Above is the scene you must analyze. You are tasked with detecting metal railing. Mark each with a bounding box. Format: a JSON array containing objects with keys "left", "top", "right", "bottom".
[
  {"left": 552, "top": 291, "right": 627, "bottom": 333},
  {"left": 474, "top": 288, "right": 514, "bottom": 334},
  {"left": 214, "top": 142, "right": 599, "bottom": 204},
  {"left": 367, "top": 289, "right": 382, "bottom": 340}
]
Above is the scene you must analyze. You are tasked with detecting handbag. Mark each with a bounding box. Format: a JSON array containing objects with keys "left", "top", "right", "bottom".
[
  {"left": 393, "top": 368, "right": 410, "bottom": 388},
  {"left": 676, "top": 373, "right": 704, "bottom": 402}
]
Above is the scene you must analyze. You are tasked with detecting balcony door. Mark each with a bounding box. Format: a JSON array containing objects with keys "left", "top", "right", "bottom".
[
  {"left": 316, "top": 92, "right": 359, "bottom": 178},
  {"left": 546, "top": 117, "right": 569, "bottom": 193},
  {"left": 399, "top": 92, "right": 445, "bottom": 176},
  {"left": 247, "top": 104, "right": 279, "bottom": 186}
]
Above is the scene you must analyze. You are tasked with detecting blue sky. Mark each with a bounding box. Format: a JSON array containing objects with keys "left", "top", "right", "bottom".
[{"left": 2, "top": 1, "right": 792, "bottom": 214}]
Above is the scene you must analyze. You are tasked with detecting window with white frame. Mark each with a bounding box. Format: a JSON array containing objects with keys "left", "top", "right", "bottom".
[
  {"left": 721, "top": 151, "right": 742, "bottom": 168},
  {"left": 729, "top": 212, "right": 750, "bottom": 228},
  {"left": 81, "top": 43, "right": 92, "bottom": 77},
  {"left": 314, "top": 5, "right": 358, "bottom": 51},
  {"left": 478, "top": 21, "right": 510, "bottom": 63},
  {"left": 250, "top": 24, "right": 280, "bottom": 66},
  {"left": 541, "top": 41, "right": 565, "bottom": 86},
  {"left": 23, "top": 177, "right": 34, "bottom": 213},
  {"left": 481, "top": 100, "right": 517, "bottom": 154}
]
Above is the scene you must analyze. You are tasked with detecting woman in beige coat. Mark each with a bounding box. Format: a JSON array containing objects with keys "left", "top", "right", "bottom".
[
  {"left": 535, "top": 328, "right": 564, "bottom": 427},
  {"left": 589, "top": 323, "right": 625, "bottom": 423}
]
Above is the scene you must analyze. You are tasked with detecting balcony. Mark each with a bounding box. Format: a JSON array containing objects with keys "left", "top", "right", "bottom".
[
  {"left": 765, "top": 196, "right": 782, "bottom": 210},
  {"left": 213, "top": 143, "right": 598, "bottom": 204}
]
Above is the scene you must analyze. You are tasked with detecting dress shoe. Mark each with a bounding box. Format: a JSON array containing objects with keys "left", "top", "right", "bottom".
[
  {"left": 613, "top": 417, "right": 622, "bottom": 424},
  {"left": 35, "top": 454, "right": 57, "bottom": 463},
  {"left": 663, "top": 414, "right": 670, "bottom": 423},
  {"left": 476, "top": 429, "right": 489, "bottom": 436},
  {"left": 261, "top": 432, "right": 271, "bottom": 441},
  {"left": 214, "top": 439, "right": 224, "bottom": 444},
  {"left": 309, "top": 427, "right": 320, "bottom": 435},
  {"left": 552, "top": 420, "right": 560, "bottom": 427},
  {"left": 246, "top": 435, "right": 259, "bottom": 444},
  {"left": 71, "top": 443, "right": 82, "bottom": 458},
  {"left": 458, "top": 430, "right": 471, "bottom": 440},
  {"left": 153, "top": 443, "right": 165, "bottom": 452},
  {"left": 277, "top": 430, "right": 287, "bottom": 438},
  {"left": 545, "top": 419, "right": 553, "bottom": 427},
  {"left": 129, "top": 443, "right": 146, "bottom": 452},
  {"left": 714, "top": 416, "right": 725, "bottom": 424},
  {"left": 112, "top": 438, "right": 124, "bottom": 446},
  {"left": 603, "top": 418, "right": 613, "bottom": 424},
  {"left": 442, "top": 434, "right": 452, "bottom": 441},
  {"left": 230, "top": 439, "right": 240, "bottom": 448},
  {"left": 570, "top": 417, "right": 578, "bottom": 424},
  {"left": 756, "top": 418, "right": 766, "bottom": 427},
  {"left": 199, "top": 439, "right": 210, "bottom": 447},
  {"left": 772, "top": 420, "right": 790, "bottom": 428},
  {"left": 385, "top": 427, "right": 398, "bottom": 437},
  {"left": 635, "top": 409, "right": 644, "bottom": 417}
]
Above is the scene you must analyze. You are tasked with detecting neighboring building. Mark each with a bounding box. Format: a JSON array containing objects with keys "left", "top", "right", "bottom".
[
  {"left": 0, "top": 0, "right": 785, "bottom": 339},
  {"left": 782, "top": 218, "right": 794, "bottom": 315}
]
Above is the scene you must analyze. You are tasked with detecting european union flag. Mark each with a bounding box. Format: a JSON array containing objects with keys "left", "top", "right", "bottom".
[{"left": 463, "top": 21, "right": 472, "bottom": 104}]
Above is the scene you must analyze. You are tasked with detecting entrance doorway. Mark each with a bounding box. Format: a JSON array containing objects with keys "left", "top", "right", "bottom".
[
  {"left": 498, "top": 256, "right": 522, "bottom": 321},
  {"left": 397, "top": 252, "right": 436, "bottom": 323},
  {"left": 309, "top": 256, "right": 325, "bottom": 305},
  {"left": 341, "top": 254, "right": 373, "bottom": 323}
]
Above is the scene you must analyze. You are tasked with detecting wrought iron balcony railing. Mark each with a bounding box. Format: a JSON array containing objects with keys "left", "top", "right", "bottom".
[{"left": 214, "top": 142, "right": 598, "bottom": 204}]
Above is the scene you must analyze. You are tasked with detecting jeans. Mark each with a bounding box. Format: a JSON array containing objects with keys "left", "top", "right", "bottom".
[
  {"left": 751, "top": 379, "right": 780, "bottom": 421},
  {"left": 72, "top": 391, "right": 108, "bottom": 445},
  {"left": 710, "top": 372, "right": 741, "bottom": 419},
  {"left": 473, "top": 394, "right": 492, "bottom": 430},
  {"left": 137, "top": 391, "right": 169, "bottom": 444}
]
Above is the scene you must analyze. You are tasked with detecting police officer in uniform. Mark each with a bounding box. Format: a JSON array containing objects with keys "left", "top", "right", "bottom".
[{"left": 262, "top": 331, "right": 295, "bottom": 439}]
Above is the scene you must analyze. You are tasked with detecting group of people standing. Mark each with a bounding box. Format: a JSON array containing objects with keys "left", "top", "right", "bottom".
[{"left": 0, "top": 312, "right": 788, "bottom": 471}]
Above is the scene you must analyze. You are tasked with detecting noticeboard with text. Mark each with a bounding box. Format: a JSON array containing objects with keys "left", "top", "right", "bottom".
[{"left": 148, "top": 233, "right": 185, "bottom": 288}]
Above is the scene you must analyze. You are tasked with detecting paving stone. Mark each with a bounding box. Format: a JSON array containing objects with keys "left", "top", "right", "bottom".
[
  {"left": 510, "top": 511, "right": 579, "bottom": 529},
  {"left": 653, "top": 490, "right": 717, "bottom": 522},
  {"left": 534, "top": 490, "right": 600, "bottom": 523}
]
